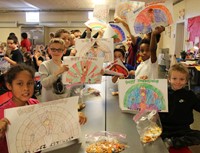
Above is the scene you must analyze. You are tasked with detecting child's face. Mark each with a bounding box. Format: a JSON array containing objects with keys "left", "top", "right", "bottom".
[
  {"left": 168, "top": 70, "right": 187, "bottom": 91},
  {"left": 60, "top": 33, "right": 70, "bottom": 49},
  {"left": 139, "top": 43, "right": 150, "bottom": 61},
  {"left": 49, "top": 43, "right": 64, "bottom": 60},
  {"left": 114, "top": 51, "right": 124, "bottom": 62},
  {"left": 6, "top": 70, "right": 34, "bottom": 105},
  {"left": 7, "top": 39, "right": 17, "bottom": 50}
]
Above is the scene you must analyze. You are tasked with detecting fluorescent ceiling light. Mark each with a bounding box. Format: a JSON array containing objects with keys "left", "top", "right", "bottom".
[{"left": 26, "top": 12, "right": 40, "bottom": 22}]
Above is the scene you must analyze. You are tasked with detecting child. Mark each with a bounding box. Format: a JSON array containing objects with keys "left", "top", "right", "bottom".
[
  {"left": 0, "top": 64, "right": 39, "bottom": 153},
  {"left": 135, "top": 26, "right": 165, "bottom": 79},
  {"left": 0, "top": 64, "right": 87, "bottom": 153},
  {"left": 159, "top": 63, "right": 200, "bottom": 149},
  {"left": 3, "top": 35, "right": 24, "bottom": 66},
  {"left": 39, "top": 38, "right": 70, "bottom": 102},
  {"left": 112, "top": 47, "right": 135, "bottom": 83}
]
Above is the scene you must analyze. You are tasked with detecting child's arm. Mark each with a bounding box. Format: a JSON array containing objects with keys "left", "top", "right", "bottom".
[
  {"left": 3, "top": 56, "right": 17, "bottom": 66},
  {"left": 0, "top": 118, "right": 10, "bottom": 139},
  {"left": 150, "top": 26, "right": 165, "bottom": 63},
  {"left": 114, "top": 16, "right": 137, "bottom": 45},
  {"left": 112, "top": 76, "right": 119, "bottom": 83}
]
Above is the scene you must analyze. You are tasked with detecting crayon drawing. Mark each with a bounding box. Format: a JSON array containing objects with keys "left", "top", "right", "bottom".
[
  {"left": 127, "top": 4, "right": 173, "bottom": 34},
  {"left": 104, "top": 58, "right": 129, "bottom": 77},
  {"left": 63, "top": 56, "right": 104, "bottom": 84},
  {"left": 115, "top": 1, "right": 145, "bottom": 21},
  {"left": 84, "top": 18, "right": 107, "bottom": 30},
  {"left": 5, "top": 97, "right": 81, "bottom": 153},
  {"left": 110, "top": 23, "right": 127, "bottom": 42},
  {"left": 93, "top": 4, "right": 109, "bottom": 22},
  {"left": 75, "top": 38, "right": 114, "bottom": 62},
  {"left": 118, "top": 79, "right": 168, "bottom": 113}
]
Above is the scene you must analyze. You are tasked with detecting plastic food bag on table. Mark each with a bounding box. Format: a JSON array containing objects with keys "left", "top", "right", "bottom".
[
  {"left": 133, "top": 108, "right": 162, "bottom": 143},
  {"left": 85, "top": 131, "right": 128, "bottom": 153}
]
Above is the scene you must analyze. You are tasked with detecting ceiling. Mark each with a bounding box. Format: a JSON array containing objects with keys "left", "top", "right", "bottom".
[{"left": 0, "top": 0, "right": 182, "bottom": 12}]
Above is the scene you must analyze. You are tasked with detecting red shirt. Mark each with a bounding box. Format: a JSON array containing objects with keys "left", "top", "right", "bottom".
[
  {"left": 0, "top": 98, "right": 39, "bottom": 153},
  {"left": 20, "top": 38, "right": 32, "bottom": 52}
]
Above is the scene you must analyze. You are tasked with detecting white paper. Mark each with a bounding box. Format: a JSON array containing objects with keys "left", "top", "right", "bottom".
[
  {"left": 118, "top": 79, "right": 168, "bottom": 113},
  {"left": 5, "top": 96, "right": 81, "bottom": 153}
]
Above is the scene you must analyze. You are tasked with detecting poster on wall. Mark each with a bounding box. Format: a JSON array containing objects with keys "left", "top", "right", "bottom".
[
  {"left": 118, "top": 79, "right": 168, "bottom": 113},
  {"left": 5, "top": 97, "right": 81, "bottom": 153}
]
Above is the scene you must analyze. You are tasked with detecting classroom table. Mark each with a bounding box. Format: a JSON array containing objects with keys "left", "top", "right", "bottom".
[{"left": 42, "top": 76, "right": 169, "bottom": 153}]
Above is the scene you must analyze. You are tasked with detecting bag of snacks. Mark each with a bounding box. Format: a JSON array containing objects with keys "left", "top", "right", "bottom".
[
  {"left": 85, "top": 131, "right": 127, "bottom": 153},
  {"left": 133, "top": 108, "right": 162, "bottom": 143}
]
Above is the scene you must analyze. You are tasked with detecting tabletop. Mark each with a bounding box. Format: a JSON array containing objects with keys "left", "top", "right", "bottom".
[{"left": 41, "top": 76, "right": 169, "bottom": 153}]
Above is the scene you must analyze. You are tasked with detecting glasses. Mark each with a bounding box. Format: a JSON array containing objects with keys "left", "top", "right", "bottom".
[{"left": 50, "top": 48, "right": 64, "bottom": 53}]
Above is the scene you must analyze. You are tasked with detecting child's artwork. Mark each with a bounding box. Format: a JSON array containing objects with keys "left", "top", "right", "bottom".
[
  {"left": 75, "top": 38, "right": 114, "bottom": 62},
  {"left": 62, "top": 56, "right": 104, "bottom": 84},
  {"left": 127, "top": 3, "right": 173, "bottom": 34},
  {"left": 118, "top": 79, "right": 168, "bottom": 113},
  {"left": 84, "top": 18, "right": 108, "bottom": 30},
  {"left": 110, "top": 23, "right": 127, "bottom": 42},
  {"left": 93, "top": 4, "right": 109, "bottom": 22},
  {"left": 104, "top": 58, "right": 129, "bottom": 78},
  {"left": 114, "top": 1, "right": 145, "bottom": 21},
  {"left": 5, "top": 97, "right": 81, "bottom": 153},
  {"left": 103, "top": 24, "right": 116, "bottom": 39}
]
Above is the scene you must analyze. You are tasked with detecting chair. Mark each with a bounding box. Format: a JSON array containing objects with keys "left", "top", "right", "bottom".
[{"left": 169, "top": 147, "right": 192, "bottom": 153}]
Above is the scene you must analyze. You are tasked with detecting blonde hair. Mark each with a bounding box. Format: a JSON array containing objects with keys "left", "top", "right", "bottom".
[
  {"left": 49, "top": 38, "right": 65, "bottom": 46},
  {"left": 168, "top": 63, "right": 189, "bottom": 81}
]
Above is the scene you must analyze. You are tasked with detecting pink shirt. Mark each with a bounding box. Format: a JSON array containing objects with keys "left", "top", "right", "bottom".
[{"left": 0, "top": 98, "right": 39, "bottom": 153}]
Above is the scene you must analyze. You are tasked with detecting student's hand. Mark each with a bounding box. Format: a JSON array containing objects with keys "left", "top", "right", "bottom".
[
  {"left": 55, "top": 65, "right": 69, "bottom": 76},
  {"left": 139, "top": 75, "right": 148, "bottom": 80},
  {"left": 70, "top": 49, "right": 77, "bottom": 56},
  {"left": 3, "top": 56, "right": 9, "bottom": 61},
  {"left": 0, "top": 118, "right": 10, "bottom": 139},
  {"left": 153, "top": 26, "right": 165, "bottom": 35},
  {"left": 78, "top": 112, "right": 87, "bottom": 125},
  {"left": 114, "top": 16, "right": 123, "bottom": 23},
  {"left": 119, "top": 75, "right": 125, "bottom": 79},
  {"left": 129, "top": 70, "right": 135, "bottom": 76}
]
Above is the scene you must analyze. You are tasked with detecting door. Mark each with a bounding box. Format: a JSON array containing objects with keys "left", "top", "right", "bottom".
[{"left": 21, "top": 26, "right": 45, "bottom": 51}]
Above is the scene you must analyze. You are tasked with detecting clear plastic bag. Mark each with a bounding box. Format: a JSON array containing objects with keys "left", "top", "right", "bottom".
[
  {"left": 133, "top": 109, "right": 162, "bottom": 143},
  {"left": 85, "top": 131, "right": 127, "bottom": 153}
]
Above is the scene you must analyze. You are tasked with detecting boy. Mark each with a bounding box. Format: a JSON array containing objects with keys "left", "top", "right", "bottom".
[
  {"left": 112, "top": 47, "right": 135, "bottom": 83},
  {"left": 4, "top": 35, "right": 23, "bottom": 66},
  {"left": 135, "top": 26, "right": 164, "bottom": 79},
  {"left": 159, "top": 63, "right": 200, "bottom": 149}
]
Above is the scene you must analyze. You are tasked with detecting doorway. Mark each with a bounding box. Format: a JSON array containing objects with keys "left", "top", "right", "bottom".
[
  {"left": 21, "top": 26, "right": 45, "bottom": 50},
  {"left": 174, "top": 22, "right": 185, "bottom": 57}
]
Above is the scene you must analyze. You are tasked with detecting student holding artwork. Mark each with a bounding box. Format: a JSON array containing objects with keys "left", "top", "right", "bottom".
[
  {"left": 114, "top": 16, "right": 142, "bottom": 70},
  {"left": 39, "top": 38, "right": 70, "bottom": 102},
  {"left": 0, "top": 64, "right": 87, "bottom": 153},
  {"left": 39, "top": 38, "right": 86, "bottom": 110},
  {"left": 135, "top": 26, "right": 165, "bottom": 79},
  {"left": 112, "top": 47, "right": 135, "bottom": 83},
  {"left": 159, "top": 63, "right": 200, "bottom": 150}
]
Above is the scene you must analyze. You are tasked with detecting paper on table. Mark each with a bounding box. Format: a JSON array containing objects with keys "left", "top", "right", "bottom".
[{"left": 5, "top": 96, "right": 81, "bottom": 153}]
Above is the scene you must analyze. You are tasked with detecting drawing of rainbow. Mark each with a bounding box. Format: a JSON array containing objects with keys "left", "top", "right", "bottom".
[
  {"left": 85, "top": 18, "right": 107, "bottom": 30},
  {"left": 110, "top": 23, "right": 126, "bottom": 42}
]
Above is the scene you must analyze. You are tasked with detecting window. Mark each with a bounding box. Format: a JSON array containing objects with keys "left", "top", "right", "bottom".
[{"left": 26, "top": 12, "right": 40, "bottom": 22}]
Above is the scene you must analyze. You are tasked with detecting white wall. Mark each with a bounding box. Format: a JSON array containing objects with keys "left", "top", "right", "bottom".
[{"left": 0, "top": 0, "right": 200, "bottom": 48}]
